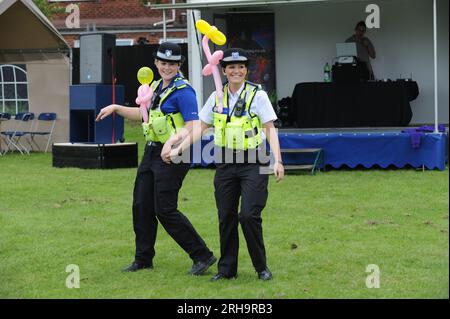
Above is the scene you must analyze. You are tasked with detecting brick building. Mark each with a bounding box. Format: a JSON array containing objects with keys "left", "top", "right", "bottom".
[{"left": 48, "top": 0, "right": 188, "bottom": 47}]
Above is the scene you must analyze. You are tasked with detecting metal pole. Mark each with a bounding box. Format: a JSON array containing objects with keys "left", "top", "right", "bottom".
[
  {"left": 163, "top": 9, "right": 167, "bottom": 42},
  {"left": 69, "top": 47, "right": 73, "bottom": 86},
  {"left": 433, "top": 0, "right": 438, "bottom": 133},
  {"left": 192, "top": 10, "right": 202, "bottom": 60}
]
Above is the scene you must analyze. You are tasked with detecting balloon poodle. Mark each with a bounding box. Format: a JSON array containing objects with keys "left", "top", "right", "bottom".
[{"left": 195, "top": 19, "right": 227, "bottom": 113}]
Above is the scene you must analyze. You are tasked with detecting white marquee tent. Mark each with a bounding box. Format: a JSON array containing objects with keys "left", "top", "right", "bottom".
[
  {"left": 0, "top": 0, "right": 71, "bottom": 149},
  {"left": 150, "top": 0, "right": 449, "bottom": 132}
]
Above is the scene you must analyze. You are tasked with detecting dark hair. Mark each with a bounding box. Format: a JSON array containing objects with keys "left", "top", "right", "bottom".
[
  {"left": 221, "top": 60, "right": 249, "bottom": 69},
  {"left": 355, "top": 21, "right": 367, "bottom": 30}
]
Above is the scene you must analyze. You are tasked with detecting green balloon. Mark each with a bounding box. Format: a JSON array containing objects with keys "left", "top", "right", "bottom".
[{"left": 137, "top": 67, "right": 154, "bottom": 85}]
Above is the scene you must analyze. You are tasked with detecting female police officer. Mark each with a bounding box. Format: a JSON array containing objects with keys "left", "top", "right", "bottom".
[
  {"left": 96, "top": 42, "right": 216, "bottom": 275},
  {"left": 163, "top": 48, "right": 284, "bottom": 281}
]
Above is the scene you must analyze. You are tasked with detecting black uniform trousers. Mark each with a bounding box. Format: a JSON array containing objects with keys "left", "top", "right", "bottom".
[
  {"left": 132, "top": 143, "right": 213, "bottom": 265},
  {"left": 214, "top": 162, "right": 269, "bottom": 276}
]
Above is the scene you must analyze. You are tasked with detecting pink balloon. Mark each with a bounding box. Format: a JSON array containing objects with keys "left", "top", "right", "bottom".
[
  {"left": 201, "top": 35, "right": 224, "bottom": 113},
  {"left": 212, "top": 68, "right": 223, "bottom": 109},
  {"left": 210, "top": 51, "right": 223, "bottom": 65},
  {"left": 136, "top": 84, "right": 153, "bottom": 123},
  {"left": 202, "top": 65, "right": 213, "bottom": 76}
]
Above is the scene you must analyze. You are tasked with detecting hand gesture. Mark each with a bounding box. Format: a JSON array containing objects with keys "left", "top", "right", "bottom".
[
  {"left": 362, "top": 38, "right": 370, "bottom": 48},
  {"left": 96, "top": 104, "right": 117, "bottom": 121}
]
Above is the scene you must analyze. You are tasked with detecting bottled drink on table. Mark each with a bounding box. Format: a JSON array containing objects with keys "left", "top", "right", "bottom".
[{"left": 324, "top": 62, "right": 331, "bottom": 82}]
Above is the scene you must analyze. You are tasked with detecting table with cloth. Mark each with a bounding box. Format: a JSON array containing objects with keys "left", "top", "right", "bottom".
[{"left": 291, "top": 81, "right": 419, "bottom": 128}]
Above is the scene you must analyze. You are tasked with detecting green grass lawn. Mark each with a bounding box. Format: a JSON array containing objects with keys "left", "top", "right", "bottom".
[{"left": 0, "top": 120, "right": 448, "bottom": 298}]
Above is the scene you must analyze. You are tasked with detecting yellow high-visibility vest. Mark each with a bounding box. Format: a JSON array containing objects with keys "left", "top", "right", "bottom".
[
  {"left": 142, "top": 77, "right": 189, "bottom": 143},
  {"left": 213, "top": 81, "right": 262, "bottom": 150}
]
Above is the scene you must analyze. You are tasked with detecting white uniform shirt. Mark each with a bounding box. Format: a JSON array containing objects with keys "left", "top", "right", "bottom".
[{"left": 199, "top": 83, "right": 277, "bottom": 125}]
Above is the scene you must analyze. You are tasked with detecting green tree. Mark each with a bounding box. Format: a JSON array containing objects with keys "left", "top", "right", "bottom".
[{"left": 32, "top": 0, "right": 65, "bottom": 18}]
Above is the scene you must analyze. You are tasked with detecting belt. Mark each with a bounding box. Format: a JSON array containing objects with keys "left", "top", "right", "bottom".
[
  {"left": 221, "top": 147, "right": 261, "bottom": 154},
  {"left": 217, "top": 147, "right": 268, "bottom": 164},
  {"left": 147, "top": 141, "right": 163, "bottom": 147}
]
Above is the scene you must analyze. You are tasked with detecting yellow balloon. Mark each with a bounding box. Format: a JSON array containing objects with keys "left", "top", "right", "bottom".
[
  {"left": 195, "top": 19, "right": 211, "bottom": 35},
  {"left": 137, "top": 67, "right": 154, "bottom": 85},
  {"left": 196, "top": 19, "right": 227, "bottom": 46},
  {"left": 209, "top": 30, "right": 226, "bottom": 46}
]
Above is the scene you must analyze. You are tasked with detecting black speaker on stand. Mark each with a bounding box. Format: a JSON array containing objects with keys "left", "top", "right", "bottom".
[{"left": 79, "top": 33, "right": 116, "bottom": 84}]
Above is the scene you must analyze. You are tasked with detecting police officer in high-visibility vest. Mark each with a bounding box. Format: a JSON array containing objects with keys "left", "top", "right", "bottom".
[
  {"left": 162, "top": 48, "right": 285, "bottom": 281},
  {"left": 96, "top": 42, "right": 216, "bottom": 275}
]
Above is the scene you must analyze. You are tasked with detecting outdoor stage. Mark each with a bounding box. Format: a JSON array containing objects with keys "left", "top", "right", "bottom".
[
  {"left": 193, "top": 127, "right": 448, "bottom": 171},
  {"left": 50, "top": 127, "right": 448, "bottom": 171}
]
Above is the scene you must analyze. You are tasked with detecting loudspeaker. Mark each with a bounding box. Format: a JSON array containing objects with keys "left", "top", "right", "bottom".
[
  {"left": 80, "top": 33, "right": 116, "bottom": 84},
  {"left": 69, "top": 84, "right": 125, "bottom": 143}
]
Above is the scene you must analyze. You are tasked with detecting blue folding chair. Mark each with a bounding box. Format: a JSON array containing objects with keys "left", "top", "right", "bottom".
[
  {"left": 0, "top": 112, "right": 12, "bottom": 155},
  {"left": 29, "top": 112, "right": 57, "bottom": 153},
  {"left": 1, "top": 112, "right": 34, "bottom": 155}
]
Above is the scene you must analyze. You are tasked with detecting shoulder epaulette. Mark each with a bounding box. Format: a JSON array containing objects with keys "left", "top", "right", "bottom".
[
  {"left": 175, "top": 78, "right": 190, "bottom": 89},
  {"left": 245, "top": 81, "right": 262, "bottom": 91}
]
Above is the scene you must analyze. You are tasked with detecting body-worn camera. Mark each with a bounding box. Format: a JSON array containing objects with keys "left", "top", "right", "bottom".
[{"left": 233, "top": 98, "right": 245, "bottom": 117}]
